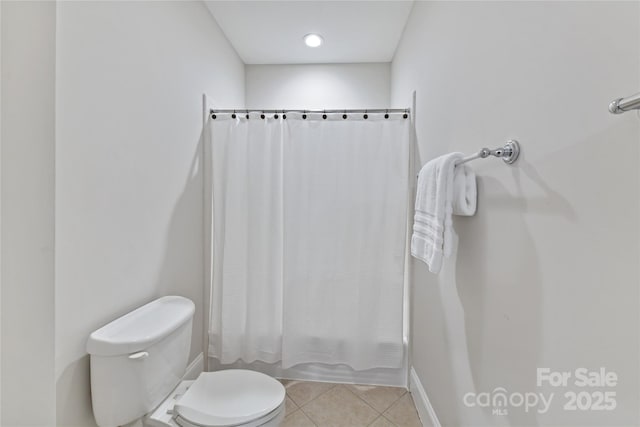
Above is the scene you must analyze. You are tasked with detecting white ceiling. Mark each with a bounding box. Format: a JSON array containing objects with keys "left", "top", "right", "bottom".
[{"left": 205, "top": 1, "right": 414, "bottom": 65}]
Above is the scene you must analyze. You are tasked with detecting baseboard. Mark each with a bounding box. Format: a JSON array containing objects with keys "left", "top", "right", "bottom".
[
  {"left": 184, "top": 353, "right": 204, "bottom": 381},
  {"left": 409, "top": 367, "right": 441, "bottom": 427}
]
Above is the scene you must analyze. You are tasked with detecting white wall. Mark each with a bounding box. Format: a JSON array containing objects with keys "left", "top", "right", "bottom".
[
  {"left": 1, "top": 2, "right": 3, "bottom": 423},
  {"left": 392, "top": 2, "right": 639, "bottom": 426},
  {"left": 246, "top": 63, "right": 390, "bottom": 109},
  {"left": 55, "top": 2, "right": 244, "bottom": 425},
  {"left": 1, "top": 1, "right": 57, "bottom": 425}
]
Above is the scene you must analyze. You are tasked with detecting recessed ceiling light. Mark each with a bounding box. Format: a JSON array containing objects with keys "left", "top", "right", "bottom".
[{"left": 303, "top": 33, "right": 323, "bottom": 48}]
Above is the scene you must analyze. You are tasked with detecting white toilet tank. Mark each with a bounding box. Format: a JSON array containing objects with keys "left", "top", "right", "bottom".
[{"left": 87, "top": 296, "right": 195, "bottom": 427}]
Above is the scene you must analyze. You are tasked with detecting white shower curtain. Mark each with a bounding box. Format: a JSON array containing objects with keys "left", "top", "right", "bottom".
[{"left": 208, "top": 112, "right": 410, "bottom": 371}]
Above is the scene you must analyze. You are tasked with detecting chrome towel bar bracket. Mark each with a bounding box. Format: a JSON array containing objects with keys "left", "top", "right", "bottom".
[{"left": 455, "top": 140, "right": 520, "bottom": 166}]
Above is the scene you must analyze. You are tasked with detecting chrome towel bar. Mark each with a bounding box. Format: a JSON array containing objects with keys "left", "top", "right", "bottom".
[
  {"left": 609, "top": 92, "right": 640, "bottom": 114},
  {"left": 455, "top": 140, "right": 520, "bottom": 166},
  {"left": 416, "top": 140, "right": 520, "bottom": 178}
]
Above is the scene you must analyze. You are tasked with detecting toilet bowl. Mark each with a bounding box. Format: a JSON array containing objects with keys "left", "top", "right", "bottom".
[
  {"left": 87, "top": 296, "right": 285, "bottom": 427},
  {"left": 146, "top": 370, "right": 286, "bottom": 427}
]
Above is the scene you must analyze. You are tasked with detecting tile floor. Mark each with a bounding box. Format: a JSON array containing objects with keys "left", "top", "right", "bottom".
[{"left": 280, "top": 380, "right": 422, "bottom": 427}]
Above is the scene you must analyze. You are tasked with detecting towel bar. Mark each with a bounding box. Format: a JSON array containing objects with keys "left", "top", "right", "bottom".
[
  {"left": 416, "top": 140, "right": 520, "bottom": 179},
  {"left": 456, "top": 140, "right": 520, "bottom": 166},
  {"left": 609, "top": 92, "right": 640, "bottom": 114}
]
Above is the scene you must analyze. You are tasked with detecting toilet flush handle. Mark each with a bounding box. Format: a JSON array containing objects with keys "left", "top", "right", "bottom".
[{"left": 128, "top": 351, "right": 149, "bottom": 360}]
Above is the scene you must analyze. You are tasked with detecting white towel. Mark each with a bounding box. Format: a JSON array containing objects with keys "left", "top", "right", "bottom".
[
  {"left": 411, "top": 153, "right": 477, "bottom": 273},
  {"left": 452, "top": 161, "right": 477, "bottom": 216}
]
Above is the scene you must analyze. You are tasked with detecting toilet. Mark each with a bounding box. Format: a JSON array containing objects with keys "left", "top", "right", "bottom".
[{"left": 86, "top": 296, "right": 286, "bottom": 427}]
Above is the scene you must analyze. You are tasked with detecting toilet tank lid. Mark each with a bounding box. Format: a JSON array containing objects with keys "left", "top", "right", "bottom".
[{"left": 86, "top": 296, "right": 195, "bottom": 357}]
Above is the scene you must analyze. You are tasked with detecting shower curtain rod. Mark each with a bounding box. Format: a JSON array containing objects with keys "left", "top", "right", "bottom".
[{"left": 209, "top": 108, "right": 409, "bottom": 114}]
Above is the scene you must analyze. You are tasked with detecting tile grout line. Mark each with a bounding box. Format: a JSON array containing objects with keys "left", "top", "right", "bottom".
[
  {"left": 296, "top": 385, "right": 334, "bottom": 426},
  {"left": 297, "top": 402, "right": 319, "bottom": 427},
  {"left": 350, "top": 388, "right": 408, "bottom": 427},
  {"left": 299, "top": 384, "right": 364, "bottom": 427},
  {"left": 342, "top": 384, "right": 384, "bottom": 416},
  {"left": 378, "top": 388, "right": 409, "bottom": 416},
  {"left": 349, "top": 385, "right": 409, "bottom": 418},
  {"left": 294, "top": 382, "right": 338, "bottom": 408},
  {"left": 383, "top": 392, "right": 406, "bottom": 418},
  {"left": 369, "top": 414, "right": 400, "bottom": 427},
  {"left": 285, "top": 407, "right": 318, "bottom": 427},
  {"left": 284, "top": 394, "right": 317, "bottom": 426},
  {"left": 299, "top": 408, "right": 318, "bottom": 427},
  {"left": 306, "top": 384, "right": 395, "bottom": 426},
  {"left": 382, "top": 392, "right": 421, "bottom": 426},
  {"left": 286, "top": 381, "right": 338, "bottom": 423},
  {"left": 284, "top": 393, "right": 298, "bottom": 417},
  {"left": 284, "top": 382, "right": 414, "bottom": 427}
]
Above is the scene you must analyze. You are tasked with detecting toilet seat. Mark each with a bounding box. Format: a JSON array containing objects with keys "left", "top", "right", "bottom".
[{"left": 173, "top": 370, "right": 286, "bottom": 427}]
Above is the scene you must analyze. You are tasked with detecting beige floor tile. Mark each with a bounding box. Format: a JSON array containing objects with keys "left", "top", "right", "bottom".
[
  {"left": 368, "top": 416, "right": 397, "bottom": 427},
  {"left": 285, "top": 395, "right": 299, "bottom": 416},
  {"left": 282, "top": 409, "right": 316, "bottom": 427},
  {"left": 347, "top": 384, "right": 407, "bottom": 413},
  {"left": 284, "top": 380, "right": 336, "bottom": 407},
  {"left": 383, "top": 393, "right": 422, "bottom": 427},
  {"left": 302, "top": 385, "right": 379, "bottom": 427}
]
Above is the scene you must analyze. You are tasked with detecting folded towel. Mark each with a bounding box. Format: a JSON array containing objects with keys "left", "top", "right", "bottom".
[
  {"left": 452, "top": 162, "right": 477, "bottom": 216},
  {"left": 411, "top": 153, "right": 477, "bottom": 273}
]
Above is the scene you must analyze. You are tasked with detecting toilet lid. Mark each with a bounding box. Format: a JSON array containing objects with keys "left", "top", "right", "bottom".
[{"left": 174, "top": 370, "right": 286, "bottom": 427}]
